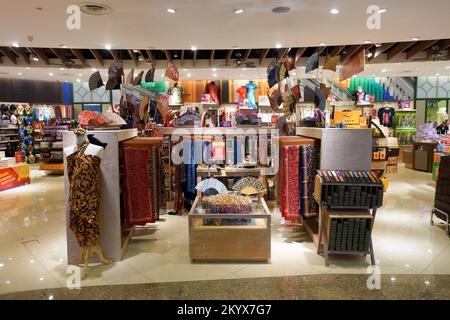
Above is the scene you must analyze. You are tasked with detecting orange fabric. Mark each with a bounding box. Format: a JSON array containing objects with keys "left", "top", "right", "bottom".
[{"left": 236, "top": 86, "right": 247, "bottom": 101}]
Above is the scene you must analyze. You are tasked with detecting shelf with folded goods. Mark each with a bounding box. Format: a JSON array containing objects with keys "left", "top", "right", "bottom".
[
  {"left": 0, "top": 133, "right": 19, "bottom": 137},
  {"left": 0, "top": 140, "right": 19, "bottom": 144},
  {"left": 0, "top": 127, "right": 18, "bottom": 130}
]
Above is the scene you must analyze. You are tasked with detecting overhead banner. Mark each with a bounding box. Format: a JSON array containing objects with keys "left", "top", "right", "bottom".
[{"left": 340, "top": 49, "right": 365, "bottom": 81}]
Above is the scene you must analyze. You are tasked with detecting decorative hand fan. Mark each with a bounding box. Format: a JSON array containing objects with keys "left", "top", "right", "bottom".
[
  {"left": 89, "top": 71, "right": 104, "bottom": 91},
  {"left": 195, "top": 178, "right": 228, "bottom": 195},
  {"left": 232, "top": 177, "right": 266, "bottom": 195}
]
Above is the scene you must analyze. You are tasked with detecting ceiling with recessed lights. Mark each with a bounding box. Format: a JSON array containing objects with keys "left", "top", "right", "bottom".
[
  {"left": 1, "top": 0, "right": 449, "bottom": 49},
  {"left": 0, "top": 1, "right": 449, "bottom": 82}
]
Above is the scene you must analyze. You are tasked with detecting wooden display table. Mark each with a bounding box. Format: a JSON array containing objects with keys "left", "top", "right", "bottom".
[{"left": 188, "top": 196, "right": 271, "bottom": 261}]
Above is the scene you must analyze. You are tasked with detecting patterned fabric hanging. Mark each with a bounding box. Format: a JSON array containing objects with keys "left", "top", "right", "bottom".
[{"left": 123, "top": 148, "right": 154, "bottom": 226}]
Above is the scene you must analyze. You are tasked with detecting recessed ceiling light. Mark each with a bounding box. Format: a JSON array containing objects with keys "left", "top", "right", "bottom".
[
  {"left": 412, "top": 37, "right": 420, "bottom": 41},
  {"left": 234, "top": 9, "right": 244, "bottom": 14},
  {"left": 435, "top": 73, "right": 440, "bottom": 76},
  {"left": 78, "top": 73, "right": 83, "bottom": 76},
  {"left": 5, "top": 280, "right": 11, "bottom": 284},
  {"left": 32, "top": 57, "right": 39, "bottom": 62},
  {"left": 39, "top": 277, "right": 45, "bottom": 281},
  {"left": 191, "top": 46, "right": 197, "bottom": 51},
  {"left": 381, "top": 69, "right": 388, "bottom": 73},
  {"left": 213, "top": 73, "right": 218, "bottom": 77},
  {"left": 0, "top": 263, "right": 4, "bottom": 267},
  {"left": 424, "top": 281, "right": 430, "bottom": 285},
  {"left": 167, "top": 8, "right": 176, "bottom": 14},
  {"left": 30, "top": 259, "right": 35, "bottom": 263},
  {"left": 212, "top": 68, "right": 217, "bottom": 72},
  {"left": 133, "top": 49, "right": 139, "bottom": 53},
  {"left": 60, "top": 45, "right": 68, "bottom": 48},
  {"left": 91, "top": 68, "right": 97, "bottom": 72},
  {"left": 446, "top": 66, "right": 450, "bottom": 69},
  {"left": 49, "top": 73, "right": 54, "bottom": 76},
  {"left": 49, "top": 295, "right": 54, "bottom": 300},
  {"left": 378, "top": 8, "right": 387, "bottom": 13},
  {"left": 17, "top": 72, "right": 23, "bottom": 76},
  {"left": 76, "top": 79, "right": 81, "bottom": 83},
  {"left": 390, "top": 276, "right": 396, "bottom": 282},
  {"left": 364, "top": 40, "right": 372, "bottom": 44},
  {"left": 366, "top": 52, "right": 373, "bottom": 58},
  {"left": 375, "top": 43, "right": 382, "bottom": 47},
  {"left": 12, "top": 42, "right": 19, "bottom": 48},
  {"left": 105, "top": 44, "right": 112, "bottom": 50},
  {"left": 319, "top": 42, "right": 326, "bottom": 46},
  {"left": 275, "top": 43, "right": 282, "bottom": 49},
  {"left": 329, "top": 8, "right": 339, "bottom": 15},
  {"left": 138, "top": 56, "right": 144, "bottom": 61},
  {"left": 187, "top": 73, "right": 191, "bottom": 78},
  {"left": 272, "top": 6, "right": 291, "bottom": 13},
  {"left": 243, "top": 68, "right": 247, "bottom": 71}
]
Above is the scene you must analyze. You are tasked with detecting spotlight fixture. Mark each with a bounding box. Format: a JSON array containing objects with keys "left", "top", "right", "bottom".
[
  {"left": 234, "top": 9, "right": 244, "bottom": 14},
  {"left": 133, "top": 49, "right": 139, "bottom": 53},
  {"left": 59, "top": 67, "right": 65, "bottom": 70},
  {"left": 32, "top": 56, "right": 39, "bottom": 62},
  {"left": 435, "top": 73, "right": 440, "bottom": 76},
  {"left": 319, "top": 42, "right": 326, "bottom": 46},
  {"left": 213, "top": 73, "right": 218, "bottom": 77},
  {"left": 366, "top": 52, "right": 373, "bottom": 58},
  {"left": 412, "top": 37, "right": 420, "bottom": 41},
  {"left": 191, "top": 46, "right": 197, "bottom": 51},
  {"left": 364, "top": 40, "right": 372, "bottom": 44},
  {"left": 78, "top": 73, "right": 83, "bottom": 76},
  {"left": 378, "top": 8, "right": 387, "bottom": 13},
  {"left": 329, "top": 8, "right": 339, "bottom": 15},
  {"left": 167, "top": 8, "right": 176, "bottom": 14},
  {"left": 60, "top": 45, "right": 68, "bottom": 48},
  {"left": 105, "top": 44, "right": 112, "bottom": 50},
  {"left": 76, "top": 79, "right": 81, "bottom": 83},
  {"left": 275, "top": 43, "right": 282, "bottom": 49},
  {"left": 375, "top": 43, "right": 382, "bottom": 47},
  {"left": 381, "top": 69, "right": 388, "bottom": 73},
  {"left": 12, "top": 42, "right": 19, "bottom": 48},
  {"left": 91, "top": 68, "right": 97, "bottom": 72}
]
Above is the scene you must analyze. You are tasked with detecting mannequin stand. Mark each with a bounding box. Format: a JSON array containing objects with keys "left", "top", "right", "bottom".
[{"left": 74, "top": 244, "right": 112, "bottom": 279}]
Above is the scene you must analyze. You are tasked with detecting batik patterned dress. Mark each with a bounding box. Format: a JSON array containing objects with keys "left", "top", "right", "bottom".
[{"left": 67, "top": 141, "right": 102, "bottom": 247}]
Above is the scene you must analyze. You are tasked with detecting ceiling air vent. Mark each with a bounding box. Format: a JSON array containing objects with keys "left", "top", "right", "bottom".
[{"left": 80, "top": 3, "right": 112, "bottom": 16}]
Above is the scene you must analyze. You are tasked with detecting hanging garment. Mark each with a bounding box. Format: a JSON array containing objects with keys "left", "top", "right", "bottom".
[
  {"left": 245, "top": 82, "right": 258, "bottom": 109},
  {"left": 123, "top": 148, "right": 154, "bottom": 226},
  {"left": 168, "top": 85, "right": 185, "bottom": 105},
  {"left": 281, "top": 146, "right": 300, "bottom": 220},
  {"left": 204, "top": 82, "right": 221, "bottom": 105},
  {"left": 67, "top": 141, "right": 102, "bottom": 247},
  {"left": 377, "top": 107, "right": 396, "bottom": 128},
  {"left": 300, "top": 145, "right": 318, "bottom": 218},
  {"left": 236, "top": 86, "right": 247, "bottom": 102}
]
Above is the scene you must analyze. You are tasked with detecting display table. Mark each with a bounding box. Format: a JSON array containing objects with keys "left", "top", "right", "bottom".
[
  {"left": 0, "top": 163, "right": 30, "bottom": 192},
  {"left": 188, "top": 196, "right": 271, "bottom": 261}
]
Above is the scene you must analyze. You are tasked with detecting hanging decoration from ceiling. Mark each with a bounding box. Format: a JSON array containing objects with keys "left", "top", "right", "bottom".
[
  {"left": 164, "top": 60, "right": 179, "bottom": 82},
  {"left": 323, "top": 55, "right": 339, "bottom": 72},
  {"left": 105, "top": 60, "right": 124, "bottom": 90},
  {"left": 305, "top": 52, "right": 319, "bottom": 73},
  {"left": 88, "top": 71, "right": 104, "bottom": 91}
]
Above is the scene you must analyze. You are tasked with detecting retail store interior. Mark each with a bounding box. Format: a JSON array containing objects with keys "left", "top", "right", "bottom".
[{"left": 0, "top": 0, "right": 450, "bottom": 299}]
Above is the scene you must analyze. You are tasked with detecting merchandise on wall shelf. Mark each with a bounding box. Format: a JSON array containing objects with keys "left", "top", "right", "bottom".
[{"left": 39, "top": 124, "right": 70, "bottom": 172}]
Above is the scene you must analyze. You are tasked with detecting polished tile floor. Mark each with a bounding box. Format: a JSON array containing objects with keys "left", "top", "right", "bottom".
[{"left": 0, "top": 164, "right": 449, "bottom": 295}]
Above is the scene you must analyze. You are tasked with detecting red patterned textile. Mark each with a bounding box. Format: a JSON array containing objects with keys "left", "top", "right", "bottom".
[
  {"left": 123, "top": 148, "right": 154, "bottom": 226},
  {"left": 286, "top": 146, "right": 300, "bottom": 220},
  {"left": 281, "top": 146, "right": 288, "bottom": 218}
]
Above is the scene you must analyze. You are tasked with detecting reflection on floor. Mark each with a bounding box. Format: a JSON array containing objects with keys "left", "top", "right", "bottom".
[
  {"left": 2, "top": 274, "right": 450, "bottom": 300},
  {"left": 0, "top": 164, "right": 449, "bottom": 296}
]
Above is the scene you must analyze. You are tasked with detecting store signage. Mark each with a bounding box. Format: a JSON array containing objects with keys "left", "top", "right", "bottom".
[
  {"left": 0, "top": 164, "right": 30, "bottom": 192},
  {"left": 340, "top": 49, "right": 365, "bottom": 81}
]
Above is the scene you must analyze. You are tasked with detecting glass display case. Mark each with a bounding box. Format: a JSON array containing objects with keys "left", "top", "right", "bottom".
[{"left": 188, "top": 196, "right": 271, "bottom": 261}]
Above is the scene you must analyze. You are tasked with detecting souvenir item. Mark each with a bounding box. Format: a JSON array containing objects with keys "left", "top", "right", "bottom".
[
  {"left": 232, "top": 177, "right": 266, "bottom": 195},
  {"left": 164, "top": 60, "right": 179, "bottom": 82},
  {"left": 89, "top": 71, "right": 104, "bottom": 91},
  {"left": 195, "top": 177, "right": 228, "bottom": 195}
]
